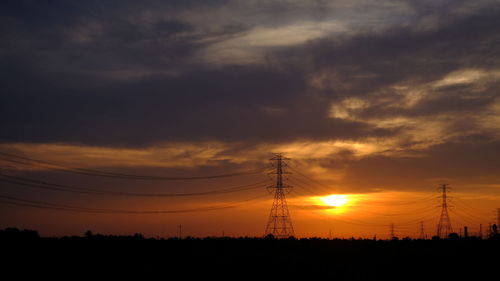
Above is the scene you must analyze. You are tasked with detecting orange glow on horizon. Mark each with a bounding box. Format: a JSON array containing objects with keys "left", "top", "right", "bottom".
[{"left": 2, "top": 142, "right": 500, "bottom": 238}]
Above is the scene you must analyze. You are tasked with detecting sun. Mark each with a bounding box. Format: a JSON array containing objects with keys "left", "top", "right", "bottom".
[
  {"left": 308, "top": 194, "right": 358, "bottom": 214},
  {"left": 320, "top": 194, "right": 349, "bottom": 207}
]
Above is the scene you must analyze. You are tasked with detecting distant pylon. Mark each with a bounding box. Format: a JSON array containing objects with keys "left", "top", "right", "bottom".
[
  {"left": 419, "top": 221, "right": 425, "bottom": 239},
  {"left": 264, "top": 153, "right": 294, "bottom": 238},
  {"left": 436, "top": 184, "right": 453, "bottom": 238},
  {"left": 479, "top": 224, "right": 483, "bottom": 239},
  {"left": 390, "top": 223, "right": 395, "bottom": 239}
]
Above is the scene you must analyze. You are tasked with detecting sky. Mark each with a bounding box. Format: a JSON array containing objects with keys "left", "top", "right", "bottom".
[{"left": 1, "top": 0, "right": 500, "bottom": 238}]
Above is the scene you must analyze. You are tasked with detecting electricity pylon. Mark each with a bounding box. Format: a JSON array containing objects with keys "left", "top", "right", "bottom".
[
  {"left": 264, "top": 153, "right": 294, "bottom": 238},
  {"left": 419, "top": 221, "right": 425, "bottom": 239},
  {"left": 390, "top": 223, "right": 395, "bottom": 239},
  {"left": 436, "top": 184, "right": 453, "bottom": 238}
]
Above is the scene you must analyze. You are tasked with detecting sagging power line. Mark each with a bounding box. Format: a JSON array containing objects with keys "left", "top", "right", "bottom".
[
  {"left": 0, "top": 173, "right": 267, "bottom": 197},
  {"left": 0, "top": 151, "right": 263, "bottom": 180},
  {"left": 1, "top": 151, "right": 497, "bottom": 239},
  {"left": 0, "top": 194, "right": 267, "bottom": 214}
]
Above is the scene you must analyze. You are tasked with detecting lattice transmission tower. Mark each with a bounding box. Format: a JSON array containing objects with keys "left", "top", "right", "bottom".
[
  {"left": 419, "top": 221, "right": 425, "bottom": 240},
  {"left": 264, "top": 153, "right": 294, "bottom": 238},
  {"left": 436, "top": 184, "right": 453, "bottom": 238},
  {"left": 389, "top": 223, "right": 395, "bottom": 240}
]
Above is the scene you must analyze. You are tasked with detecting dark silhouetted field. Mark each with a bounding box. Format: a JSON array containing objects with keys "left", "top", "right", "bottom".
[{"left": 2, "top": 228, "right": 499, "bottom": 280}]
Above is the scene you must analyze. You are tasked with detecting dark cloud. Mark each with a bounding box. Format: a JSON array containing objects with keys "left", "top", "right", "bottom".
[
  {"left": 0, "top": 64, "right": 394, "bottom": 146},
  {"left": 292, "top": 6, "right": 500, "bottom": 99},
  {"left": 1, "top": 0, "right": 500, "bottom": 148}
]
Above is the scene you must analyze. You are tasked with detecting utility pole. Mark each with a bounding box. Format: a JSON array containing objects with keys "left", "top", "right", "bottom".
[
  {"left": 479, "top": 224, "right": 483, "bottom": 239},
  {"left": 419, "top": 221, "right": 425, "bottom": 240},
  {"left": 390, "top": 223, "right": 395, "bottom": 239},
  {"left": 436, "top": 184, "right": 453, "bottom": 238},
  {"left": 264, "top": 153, "right": 294, "bottom": 238},
  {"left": 179, "top": 224, "right": 182, "bottom": 239}
]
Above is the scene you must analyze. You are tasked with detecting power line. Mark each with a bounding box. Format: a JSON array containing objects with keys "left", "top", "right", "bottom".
[
  {"left": 287, "top": 178, "right": 329, "bottom": 197},
  {"left": 289, "top": 176, "right": 439, "bottom": 225},
  {"left": 449, "top": 207, "right": 487, "bottom": 222},
  {"left": 366, "top": 194, "right": 439, "bottom": 206},
  {"left": 359, "top": 204, "right": 437, "bottom": 218},
  {"left": 448, "top": 209, "right": 488, "bottom": 226},
  {"left": 0, "top": 194, "right": 268, "bottom": 214},
  {"left": 0, "top": 151, "right": 263, "bottom": 180},
  {"left": 419, "top": 221, "right": 425, "bottom": 239},
  {"left": 390, "top": 212, "right": 438, "bottom": 227},
  {"left": 288, "top": 177, "right": 439, "bottom": 229},
  {"left": 451, "top": 197, "right": 491, "bottom": 217},
  {"left": 287, "top": 166, "right": 337, "bottom": 194},
  {"left": 0, "top": 173, "right": 268, "bottom": 197},
  {"left": 289, "top": 169, "right": 439, "bottom": 207}
]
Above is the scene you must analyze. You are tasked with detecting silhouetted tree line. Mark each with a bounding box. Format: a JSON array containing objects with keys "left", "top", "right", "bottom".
[
  {"left": 0, "top": 227, "right": 39, "bottom": 240},
  {"left": 1, "top": 227, "right": 499, "bottom": 280},
  {"left": 2, "top": 226, "right": 499, "bottom": 242}
]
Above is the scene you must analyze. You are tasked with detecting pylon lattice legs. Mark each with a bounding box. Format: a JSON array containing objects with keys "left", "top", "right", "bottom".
[
  {"left": 436, "top": 184, "right": 452, "bottom": 238},
  {"left": 265, "top": 187, "right": 294, "bottom": 238},
  {"left": 265, "top": 153, "right": 294, "bottom": 238}
]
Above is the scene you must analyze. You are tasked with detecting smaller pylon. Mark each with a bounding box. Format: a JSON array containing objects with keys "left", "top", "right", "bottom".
[
  {"left": 436, "top": 184, "right": 453, "bottom": 238},
  {"left": 390, "top": 223, "right": 395, "bottom": 240},
  {"left": 419, "top": 221, "right": 425, "bottom": 240}
]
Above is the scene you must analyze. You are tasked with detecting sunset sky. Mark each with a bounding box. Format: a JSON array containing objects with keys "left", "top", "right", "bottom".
[{"left": 1, "top": 0, "right": 500, "bottom": 239}]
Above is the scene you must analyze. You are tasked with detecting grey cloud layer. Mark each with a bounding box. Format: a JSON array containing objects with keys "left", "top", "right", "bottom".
[{"left": 1, "top": 0, "right": 500, "bottom": 151}]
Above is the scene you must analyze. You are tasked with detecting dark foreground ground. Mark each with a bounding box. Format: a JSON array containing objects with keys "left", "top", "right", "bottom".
[{"left": 2, "top": 228, "right": 499, "bottom": 280}]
